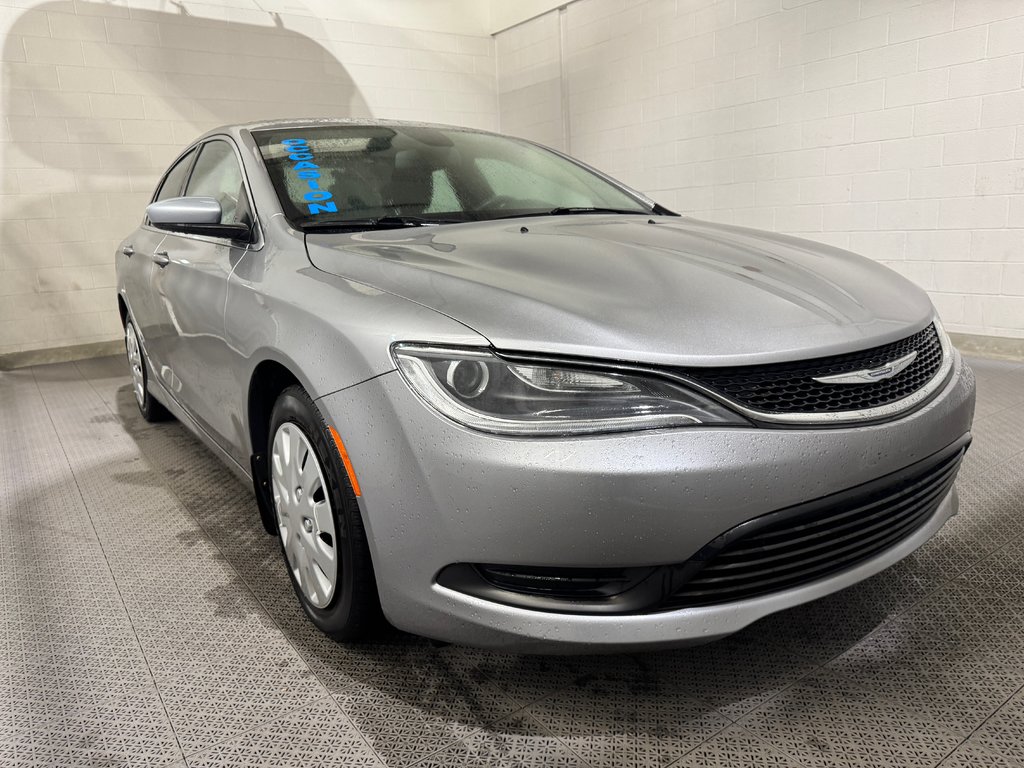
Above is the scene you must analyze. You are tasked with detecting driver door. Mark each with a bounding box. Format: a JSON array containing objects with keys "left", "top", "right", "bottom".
[
  {"left": 147, "top": 138, "right": 255, "bottom": 456},
  {"left": 126, "top": 146, "right": 197, "bottom": 376}
]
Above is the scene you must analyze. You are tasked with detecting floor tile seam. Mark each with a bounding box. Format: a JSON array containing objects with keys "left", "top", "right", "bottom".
[
  {"left": 399, "top": 701, "right": 538, "bottom": 768},
  {"left": 0, "top": 382, "right": 104, "bottom": 534},
  {"left": 734, "top": 695, "right": 972, "bottom": 764},
  {"left": 177, "top": 694, "right": 375, "bottom": 765},
  {"left": 698, "top": 695, "right": 739, "bottom": 724},
  {"left": 933, "top": 462, "right": 1024, "bottom": 578},
  {"left": 517, "top": 706, "right": 600, "bottom": 768},
  {"left": 970, "top": 454, "right": 1024, "bottom": 489},
  {"left": 975, "top": 369, "right": 1024, "bottom": 387},
  {"left": 737, "top": 610, "right": 1024, "bottom": 749},
  {"left": 932, "top": 739, "right": 1008, "bottom": 767},
  {"left": 971, "top": 446, "right": 1024, "bottom": 484},
  {"left": 940, "top": 676, "right": 1024, "bottom": 764},
  {"left": 29, "top": 366, "right": 188, "bottom": 765},
  {"left": 81, "top": 371, "right": 393, "bottom": 766},
  {"left": 655, "top": 720, "right": 734, "bottom": 768},
  {"left": 318, "top": 694, "right": 389, "bottom": 768},
  {"left": 970, "top": 387, "right": 1024, "bottom": 410},
  {"left": 778, "top": 561, "right": 1024, "bottom": 713},
  {"left": 942, "top": 739, "right": 1024, "bottom": 768},
  {"left": 78, "top": 368, "right": 342, "bottom": 705},
  {"left": 635, "top": 683, "right": 738, "bottom": 725},
  {"left": 3, "top": 745, "right": 181, "bottom": 768},
  {"left": 730, "top": 574, "right": 955, "bottom": 722},
  {"left": 962, "top": 438, "right": 1024, "bottom": 474},
  {"left": 474, "top": 668, "right": 580, "bottom": 716},
  {"left": 950, "top": 529, "right": 1024, "bottom": 588},
  {"left": 663, "top": 722, "right": 813, "bottom": 768},
  {"left": 967, "top": 395, "right": 1024, "bottom": 427},
  {"left": 783, "top": 661, "right": 1019, "bottom": 743},
  {"left": 515, "top": 686, "right": 739, "bottom": 768}
]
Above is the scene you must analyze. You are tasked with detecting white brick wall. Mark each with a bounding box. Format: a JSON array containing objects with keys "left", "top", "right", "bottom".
[
  {"left": 496, "top": 0, "right": 1024, "bottom": 339},
  {"left": 496, "top": 11, "right": 564, "bottom": 151},
  {"left": 0, "top": 0, "right": 497, "bottom": 355}
]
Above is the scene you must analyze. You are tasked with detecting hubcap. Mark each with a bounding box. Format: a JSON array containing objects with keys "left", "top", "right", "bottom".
[
  {"left": 125, "top": 324, "right": 145, "bottom": 408},
  {"left": 271, "top": 423, "right": 338, "bottom": 608}
]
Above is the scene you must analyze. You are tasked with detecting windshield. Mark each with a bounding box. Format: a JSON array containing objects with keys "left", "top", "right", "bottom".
[{"left": 252, "top": 125, "right": 654, "bottom": 229}]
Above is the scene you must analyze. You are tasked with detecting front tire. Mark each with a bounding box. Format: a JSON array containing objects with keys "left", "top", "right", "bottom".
[
  {"left": 124, "top": 320, "right": 171, "bottom": 422},
  {"left": 269, "top": 386, "right": 381, "bottom": 641}
]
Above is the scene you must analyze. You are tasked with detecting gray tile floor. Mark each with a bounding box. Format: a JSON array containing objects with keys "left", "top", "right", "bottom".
[{"left": 1, "top": 354, "right": 1022, "bottom": 768}]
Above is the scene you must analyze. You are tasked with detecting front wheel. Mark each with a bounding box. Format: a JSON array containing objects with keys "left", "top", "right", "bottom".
[
  {"left": 269, "top": 386, "right": 381, "bottom": 641},
  {"left": 124, "top": 320, "right": 171, "bottom": 422}
]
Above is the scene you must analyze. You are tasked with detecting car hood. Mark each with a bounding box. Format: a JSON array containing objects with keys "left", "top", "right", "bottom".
[{"left": 305, "top": 215, "right": 934, "bottom": 367}]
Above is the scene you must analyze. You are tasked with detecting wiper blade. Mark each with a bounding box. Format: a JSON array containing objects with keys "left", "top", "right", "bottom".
[
  {"left": 546, "top": 206, "right": 652, "bottom": 216},
  {"left": 301, "top": 215, "right": 466, "bottom": 232},
  {"left": 489, "top": 207, "right": 653, "bottom": 221}
]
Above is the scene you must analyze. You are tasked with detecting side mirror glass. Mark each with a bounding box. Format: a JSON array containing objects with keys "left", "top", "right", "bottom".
[{"left": 146, "top": 196, "right": 251, "bottom": 241}]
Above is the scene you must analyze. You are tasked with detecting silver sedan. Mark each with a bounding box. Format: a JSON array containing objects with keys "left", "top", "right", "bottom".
[{"left": 116, "top": 120, "right": 975, "bottom": 652}]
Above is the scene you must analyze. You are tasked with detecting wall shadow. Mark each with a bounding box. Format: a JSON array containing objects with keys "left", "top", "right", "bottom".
[{"left": 1, "top": 1, "right": 369, "bottom": 348}]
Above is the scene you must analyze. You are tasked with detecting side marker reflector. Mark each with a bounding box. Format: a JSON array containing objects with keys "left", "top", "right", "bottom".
[{"left": 328, "top": 426, "right": 362, "bottom": 497}]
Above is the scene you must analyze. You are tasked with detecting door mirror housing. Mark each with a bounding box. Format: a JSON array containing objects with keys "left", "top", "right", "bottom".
[{"left": 146, "top": 196, "right": 252, "bottom": 241}]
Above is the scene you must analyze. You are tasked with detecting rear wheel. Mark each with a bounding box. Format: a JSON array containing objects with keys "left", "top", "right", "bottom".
[
  {"left": 124, "top": 320, "right": 171, "bottom": 422},
  {"left": 269, "top": 386, "right": 381, "bottom": 640}
]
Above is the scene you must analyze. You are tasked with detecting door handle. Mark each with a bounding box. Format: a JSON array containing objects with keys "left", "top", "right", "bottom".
[
  {"left": 122, "top": 244, "right": 134, "bottom": 257},
  {"left": 153, "top": 250, "right": 170, "bottom": 267}
]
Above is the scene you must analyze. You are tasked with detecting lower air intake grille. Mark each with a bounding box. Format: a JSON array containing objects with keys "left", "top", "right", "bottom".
[
  {"left": 665, "top": 445, "right": 965, "bottom": 608},
  {"left": 436, "top": 440, "right": 967, "bottom": 615}
]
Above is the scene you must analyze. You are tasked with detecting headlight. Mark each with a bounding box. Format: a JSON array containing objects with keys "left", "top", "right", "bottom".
[{"left": 392, "top": 344, "right": 747, "bottom": 436}]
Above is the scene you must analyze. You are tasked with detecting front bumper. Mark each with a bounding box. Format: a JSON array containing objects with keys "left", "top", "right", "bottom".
[{"left": 318, "top": 352, "right": 975, "bottom": 652}]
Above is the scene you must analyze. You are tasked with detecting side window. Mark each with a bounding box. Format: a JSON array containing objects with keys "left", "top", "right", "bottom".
[
  {"left": 184, "top": 140, "right": 248, "bottom": 226},
  {"left": 154, "top": 148, "right": 197, "bottom": 202}
]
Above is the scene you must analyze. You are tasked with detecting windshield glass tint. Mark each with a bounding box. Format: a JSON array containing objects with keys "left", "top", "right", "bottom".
[{"left": 252, "top": 125, "right": 651, "bottom": 226}]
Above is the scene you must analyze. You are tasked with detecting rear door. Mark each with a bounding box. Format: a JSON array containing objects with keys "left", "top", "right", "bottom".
[{"left": 147, "top": 138, "right": 257, "bottom": 457}]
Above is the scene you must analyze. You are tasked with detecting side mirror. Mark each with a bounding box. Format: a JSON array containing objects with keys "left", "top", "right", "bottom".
[{"left": 146, "top": 196, "right": 251, "bottom": 241}]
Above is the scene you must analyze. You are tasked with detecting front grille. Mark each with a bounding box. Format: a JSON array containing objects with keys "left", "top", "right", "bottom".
[
  {"left": 665, "top": 445, "right": 965, "bottom": 608},
  {"left": 679, "top": 324, "right": 944, "bottom": 415}
]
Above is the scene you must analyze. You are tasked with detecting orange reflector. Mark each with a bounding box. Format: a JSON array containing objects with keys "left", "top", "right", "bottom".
[{"left": 328, "top": 426, "right": 362, "bottom": 497}]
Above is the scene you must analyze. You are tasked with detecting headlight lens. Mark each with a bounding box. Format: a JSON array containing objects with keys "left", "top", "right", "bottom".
[{"left": 392, "top": 344, "right": 746, "bottom": 436}]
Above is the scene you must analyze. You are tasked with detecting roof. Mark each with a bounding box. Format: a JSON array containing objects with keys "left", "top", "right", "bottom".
[{"left": 198, "top": 117, "right": 498, "bottom": 142}]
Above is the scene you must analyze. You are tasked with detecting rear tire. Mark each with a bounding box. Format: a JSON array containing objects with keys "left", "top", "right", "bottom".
[
  {"left": 124, "top": 320, "right": 172, "bottom": 423},
  {"left": 268, "top": 385, "right": 382, "bottom": 641}
]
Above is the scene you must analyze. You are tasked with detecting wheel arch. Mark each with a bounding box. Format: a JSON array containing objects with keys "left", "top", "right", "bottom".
[
  {"left": 247, "top": 358, "right": 305, "bottom": 535},
  {"left": 248, "top": 360, "right": 304, "bottom": 459}
]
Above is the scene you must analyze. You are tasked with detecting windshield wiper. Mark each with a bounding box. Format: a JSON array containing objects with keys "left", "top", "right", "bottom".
[
  {"left": 301, "top": 215, "right": 467, "bottom": 232},
  {"left": 489, "top": 206, "right": 654, "bottom": 221},
  {"left": 547, "top": 206, "right": 652, "bottom": 216}
]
